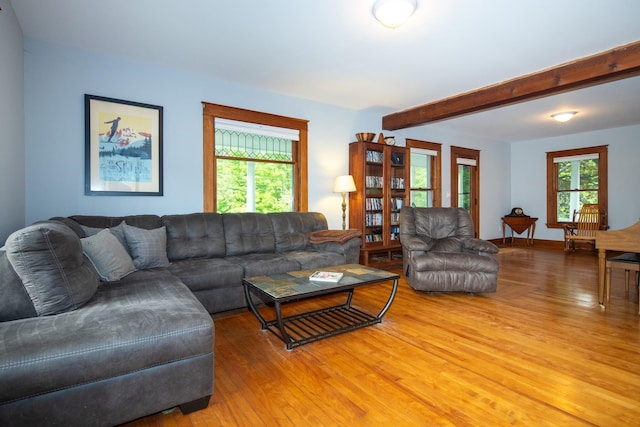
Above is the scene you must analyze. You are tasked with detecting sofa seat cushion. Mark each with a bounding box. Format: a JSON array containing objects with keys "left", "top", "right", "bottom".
[
  {"left": 225, "top": 253, "right": 300, "bottom": 277},
  {"left": 411, "top": 251, "right": 499, "bottom": 273},
  {"left": 0, "top": 270, "right": 213, "bottom": 406},
  {"left": 168, "top": 258, "right": 244, "bottom": 292},
  {"left": 280, "top": 250, "right": 346, "bottom": 270}
]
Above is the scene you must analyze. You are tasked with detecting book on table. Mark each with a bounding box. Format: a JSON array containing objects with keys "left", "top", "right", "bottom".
[{"left": 309, "top": 271, "right": 344, "bottom": 283}]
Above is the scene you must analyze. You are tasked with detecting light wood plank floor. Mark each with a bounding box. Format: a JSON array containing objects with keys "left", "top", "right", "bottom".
[{"left": 124, "top": 247, "right": 640, "bottom": 426}]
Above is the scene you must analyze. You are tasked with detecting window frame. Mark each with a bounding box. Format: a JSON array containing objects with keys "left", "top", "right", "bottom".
[
  {"left": 406, "top": 139, "right": 442, "bottom": 207},
  {"left": 202, "top": 102, "right": 308, "bottom": 212},
  {"left": 545, "top": 145, "right": 608, "bottom": 229}
]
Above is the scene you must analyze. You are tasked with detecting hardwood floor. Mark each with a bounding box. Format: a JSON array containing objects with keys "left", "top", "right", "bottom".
[{"left": 123, "top": 247, "right": 640, "bottom": 426}]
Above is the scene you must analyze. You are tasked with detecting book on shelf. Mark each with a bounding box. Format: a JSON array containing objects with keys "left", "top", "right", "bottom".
[{"left": 309, "top": 271, "right": 344, "bottom": 283}]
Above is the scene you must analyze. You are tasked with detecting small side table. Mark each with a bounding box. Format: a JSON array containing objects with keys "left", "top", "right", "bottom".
[{"left": 502, "top": 216, "right": 538, "bottom": 246}]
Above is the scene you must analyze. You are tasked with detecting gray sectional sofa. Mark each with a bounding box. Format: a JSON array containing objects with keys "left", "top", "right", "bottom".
[{"left": 0, "top": 211, "right": 360, "bottom": 426}]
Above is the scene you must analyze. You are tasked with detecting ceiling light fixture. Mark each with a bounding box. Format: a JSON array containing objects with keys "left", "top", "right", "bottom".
[
  {"left": 372, "top": 0, "right": 417, "bottom": 29},
  {"left": 551, "top": 111, "right": 577, "bottom": 123}
]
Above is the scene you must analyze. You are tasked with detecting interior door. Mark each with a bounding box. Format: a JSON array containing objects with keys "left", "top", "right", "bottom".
[{"left": 451, "top": 146, "right": 480, "bottom": 237}]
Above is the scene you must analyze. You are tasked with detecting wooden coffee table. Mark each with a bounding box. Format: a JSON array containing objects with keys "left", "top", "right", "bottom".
[{"left": 243, "top": 264, "right": 399, "bottom": 349}]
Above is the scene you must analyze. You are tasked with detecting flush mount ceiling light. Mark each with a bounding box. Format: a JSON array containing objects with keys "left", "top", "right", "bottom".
[
  {"left": 551, "top": 111, "right": 578, "bottom": 123},
  {"left": 372, "top": 0, "right": 417, "bottom": 28}
]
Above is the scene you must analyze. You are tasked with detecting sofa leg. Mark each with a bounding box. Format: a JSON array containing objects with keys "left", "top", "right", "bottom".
[{"left": 179, "top": 395, "right": 211, "bottom": 414}]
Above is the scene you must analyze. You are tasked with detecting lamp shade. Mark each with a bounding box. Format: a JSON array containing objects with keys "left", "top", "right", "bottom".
[
  {"left": 334, "top": 175, "right": 356, "bottom": 193},
  {"left": 372, "top": 0, "right": 417, "bottom": 28}
]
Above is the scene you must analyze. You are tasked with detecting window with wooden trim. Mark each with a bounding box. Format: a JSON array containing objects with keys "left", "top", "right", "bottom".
[
  {"left": 546, "top": 145, "right": 608, "bottom": 228},
  {"left": 203, "top": 103, "right": 308, "bottom": 213},
  {"left": 407, "top": 139, "right": 442, "bottom": 207}
]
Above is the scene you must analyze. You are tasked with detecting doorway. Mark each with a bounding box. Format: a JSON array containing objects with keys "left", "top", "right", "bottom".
[{"left": 450, "top": 146, "right": 480, "bottom": 237}]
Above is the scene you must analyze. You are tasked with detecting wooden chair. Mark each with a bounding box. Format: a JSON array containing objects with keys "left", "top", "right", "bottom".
[{"left": 563, "top": 204, "right": 607, "bottom": 252}]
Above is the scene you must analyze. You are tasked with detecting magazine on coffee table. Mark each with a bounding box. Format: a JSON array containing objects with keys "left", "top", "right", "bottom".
[{"left": 309, "top": 271, "right": 344, "bottom": 283}]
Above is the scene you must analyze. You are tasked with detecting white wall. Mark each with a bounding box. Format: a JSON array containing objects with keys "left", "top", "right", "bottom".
[
  {"left": 23, "top": 40, "right": 386, "bottom": 230},
  {"left": 26, "top": 37, "right": 634, "bottom": 244},
  {"left": 511, "top": 125, "right": 640, "bottom": 241},
  {"left": 0, "top": 0, "right": 25, "bottom": 243}
]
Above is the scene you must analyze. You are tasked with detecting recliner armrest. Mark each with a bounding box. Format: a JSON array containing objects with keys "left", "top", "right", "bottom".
[
  {"left": 463, "top": 238, "right": 499, "bottom": 254},
  {"left": 401, "top": 236, "right": 434, "bottom": 251}
]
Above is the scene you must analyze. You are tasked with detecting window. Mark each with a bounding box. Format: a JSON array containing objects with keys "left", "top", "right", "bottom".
[
  {"left": 407, "top": 139, "right": 441, "bottom": 207},
  {"left": 203, "top": 103, "right": 308, "bottom": 213},
  {"left": 546, "top": 145, "right": 608, "bottom": 228}
]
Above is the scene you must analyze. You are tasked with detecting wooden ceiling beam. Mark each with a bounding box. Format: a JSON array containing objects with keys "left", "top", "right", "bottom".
[{"left": 382, "top": 40, "right": 640, "bottom": 131}]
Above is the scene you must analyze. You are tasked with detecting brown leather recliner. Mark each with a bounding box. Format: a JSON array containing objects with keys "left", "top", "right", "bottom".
[{"left": 399, "top": 207, "right": 499, "bottom": 293}]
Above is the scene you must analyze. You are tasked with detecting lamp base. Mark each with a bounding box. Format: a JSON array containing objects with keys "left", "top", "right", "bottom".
[{"left": 341, "top": 193, "right": 347, "bottom": 230}]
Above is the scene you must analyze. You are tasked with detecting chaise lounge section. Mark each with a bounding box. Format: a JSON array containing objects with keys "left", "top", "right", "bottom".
[{"left": 0, "top": 211, "right": 360, "bottom": 426}]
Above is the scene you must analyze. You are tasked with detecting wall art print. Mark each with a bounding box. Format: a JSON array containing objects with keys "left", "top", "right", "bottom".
[{"left": 84, "top": 94, "right": 163, "bottom": 196}]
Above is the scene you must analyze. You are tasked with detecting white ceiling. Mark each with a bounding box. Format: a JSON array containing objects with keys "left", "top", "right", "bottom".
[{"left": 9, "top": 0, "right": 640, "bottom": 142}]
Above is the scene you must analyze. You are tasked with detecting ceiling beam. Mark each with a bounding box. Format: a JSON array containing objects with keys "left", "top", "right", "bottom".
[{"left": 382, "top": 40, "right": 640, "bottom": 131}]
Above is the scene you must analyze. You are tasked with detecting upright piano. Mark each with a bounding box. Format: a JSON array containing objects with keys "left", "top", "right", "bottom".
[{"left": 595, "top": 221, "right": 640, "bottom": 306}]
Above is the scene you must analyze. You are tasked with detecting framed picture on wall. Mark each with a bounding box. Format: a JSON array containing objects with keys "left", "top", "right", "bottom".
[{"left": 84, "top": 94, "right": 163, "bottom": 196}]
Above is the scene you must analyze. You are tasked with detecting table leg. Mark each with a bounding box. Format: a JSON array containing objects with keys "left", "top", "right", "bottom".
[
  {"left": 530, "top": 223, "right": 536, "bottom": 245},
  {"left": 243, "top": 282, "right": 267, "bottom": 329},
  {"left": 345, "top": 288, "right": 355, "bottom": 309},
  {"left": 598, "top": 249, "right": 606, "bottom": 307},
  {"left": 273, "top": 301, "right": 294, "bottom": 349},
  {"left": 376, "top": 279, "right": 399, "bottom": 319},
  {"left": 502, "top": 222, "right": 506, "bottom": 245}
]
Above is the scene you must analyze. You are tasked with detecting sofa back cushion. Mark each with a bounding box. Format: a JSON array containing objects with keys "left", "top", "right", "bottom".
[
  {"left": 67, "top": 214, "right": 162, "bottom": 234},
  {"left": 269, "top": 212, "right": 328, "bottom": 252},
  {"left": 162, "top": 213, "right": 226, "bottom": 261},
  {"left": 0, "top": 250, "right": 38, "bottom": 321},
  {"left": 223, "top": 213, "right": 274, "bottom": 256},
  {"left": 4, "top": 222, "right": 99, "bottom": 317}
]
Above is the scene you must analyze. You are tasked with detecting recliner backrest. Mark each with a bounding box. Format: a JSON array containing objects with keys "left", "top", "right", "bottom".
[{"left": 402, "top": 207, "right": 474, "bottom": 239}]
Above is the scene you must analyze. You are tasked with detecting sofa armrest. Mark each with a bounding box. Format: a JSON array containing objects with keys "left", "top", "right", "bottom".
[
  {"left": 463, "top": 238, "right": 499, "bottom": 255},
  {"left": 310, "top": 237, "right": 361, "bottom": 264}
]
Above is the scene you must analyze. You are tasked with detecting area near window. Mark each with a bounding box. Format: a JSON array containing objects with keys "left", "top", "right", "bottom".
[
  {"left": 202, "top": 103, "right": 308, "bottom": 213},
  {"left": 407, "top": 139, "right": 442, "bottom": 207},
  {"left": 546, "top": 145, "right": 608, "bottom": 228}
]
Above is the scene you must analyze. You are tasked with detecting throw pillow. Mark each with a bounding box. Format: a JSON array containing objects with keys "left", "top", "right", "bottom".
[
  {"left": 122, "top": 224, "right": 170, "bottom": 269},
  {"left": 81, "top": 229, "right": 136, "bottom": 282},
  {"left": 79, "top": 224, "right": 103, "bottom": 237},
  {"left": 79, "top": 221, "right": 128, "bottom": 248},
  {"left": 109, "top": 221, "right": 128, "bottom": 248},
  {"left": 5, "top": 222, "right": 99, "bottom": 316}
]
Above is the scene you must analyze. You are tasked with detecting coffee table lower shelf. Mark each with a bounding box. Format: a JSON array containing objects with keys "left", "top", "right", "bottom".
[{"left": 263, "top": 304, "right": 380, "bottom": 350}]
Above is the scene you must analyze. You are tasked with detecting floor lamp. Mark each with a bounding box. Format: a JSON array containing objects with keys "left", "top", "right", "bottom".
[{"left": 334, "top": 175, "right": 356, "bottom": 230}]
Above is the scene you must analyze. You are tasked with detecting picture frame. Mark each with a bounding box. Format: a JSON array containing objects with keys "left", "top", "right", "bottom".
[{"left": 84, "top": 94, "right": 163, "bottom": 196}]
